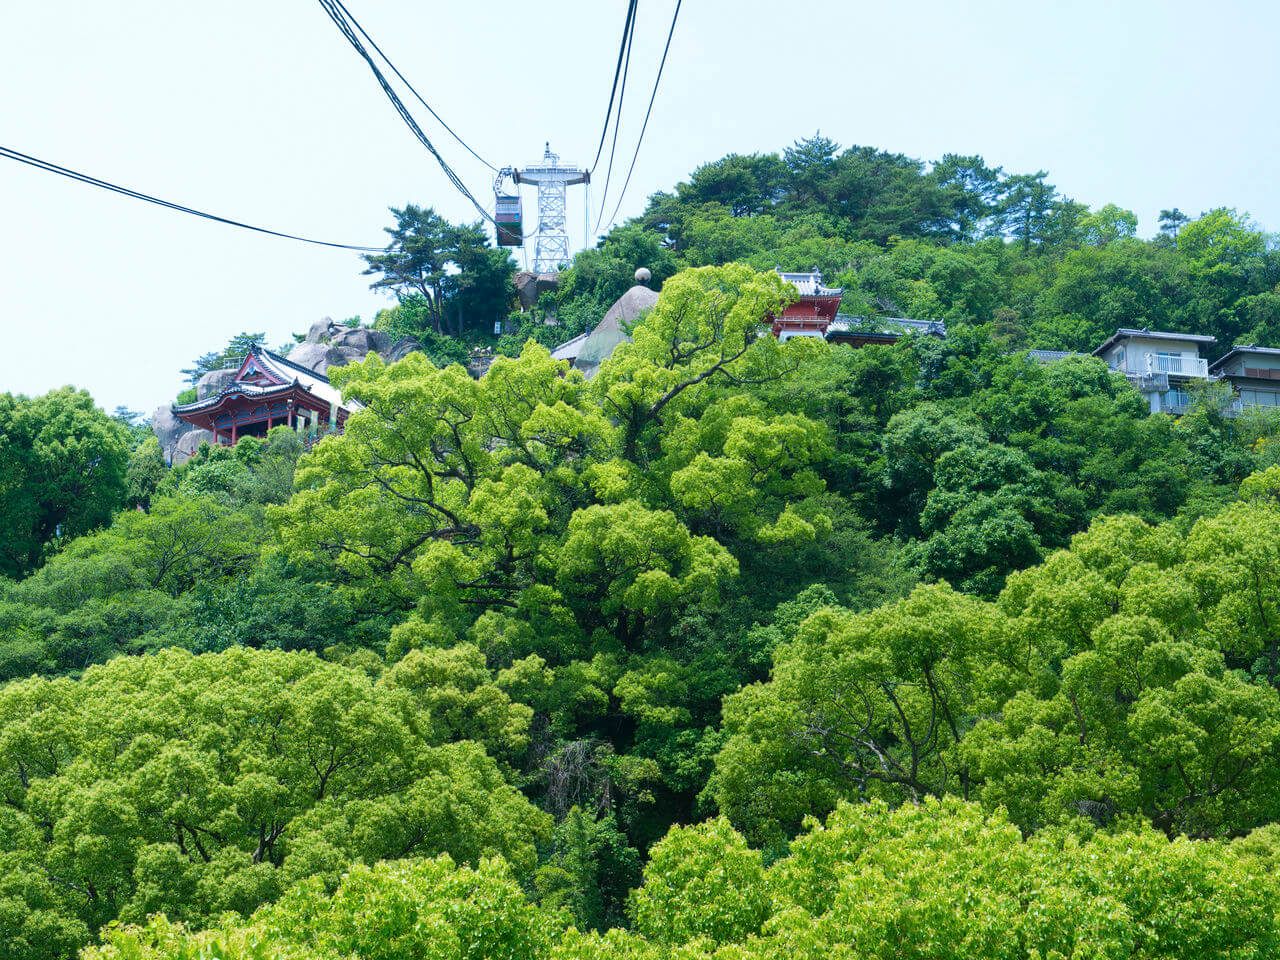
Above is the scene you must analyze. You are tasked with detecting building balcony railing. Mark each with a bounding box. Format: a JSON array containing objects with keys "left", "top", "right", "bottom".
[{"left": 1144, "top": 353, "right": 1209, "bottom": 378}]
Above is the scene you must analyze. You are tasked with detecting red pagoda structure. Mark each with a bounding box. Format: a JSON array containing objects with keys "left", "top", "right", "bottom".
[
  {"left": 770, "top": 270, "right": 844, "bottom": 340},
  {"left": 171, "top": 346, "right": 359, "bottom": 446}
]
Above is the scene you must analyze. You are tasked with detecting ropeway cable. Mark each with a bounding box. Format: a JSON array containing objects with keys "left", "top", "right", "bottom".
[
  {"left": 599, "top": 0, "right": 683, "bottom": 236},
  {"left": 0, "top": 144, "right": 383, "bottom": 251}
]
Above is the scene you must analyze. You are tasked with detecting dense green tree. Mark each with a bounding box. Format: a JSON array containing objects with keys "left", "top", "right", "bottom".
[
  {"left": 85, "top": 799, "right": 1280, "bottom": 960},
  {"left": 0, "top": 648, "right": 549, "bottom": 954},
  {"left": 0, "top": 388, "right": 130, "bottom": 578},
  {"left": 535, "top": 807, "right": 639, "bottom": 930},
  {"left": 713, "top": 488, "right": 1280, "bottom": 843},
  {"left": 363, "top": 205, "right": 515, "bottom": 336}
]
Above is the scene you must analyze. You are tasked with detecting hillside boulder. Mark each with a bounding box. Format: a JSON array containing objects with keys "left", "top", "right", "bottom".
[
  {"left": 173, "top": 429, "right": 214, "bottom": 465},
  {"left": 196, "top": 368, "right": 237, "bottom": 400},
  {"left": 332, "top": 326, "right": 391, "bottom": 355},
  {"left": 515, "top": 271, "right": 560, "bottom": 312},
  {"left": 287, "top": 341, "right": 343, "bottom": 374},
  {"left": 386, "top": 338, "right": 424, "bottom": 362},
  {"left": 306, "top": 317, "right": 343, "bottom": 343},
  {"left": 574, "top": 284, "right": 660, "bottom": 378},
  {"left": 151, "top": 405, "right": 192, "bottom": 463}
]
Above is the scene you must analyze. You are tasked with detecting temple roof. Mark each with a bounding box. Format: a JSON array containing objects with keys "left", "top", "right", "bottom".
[
  {"left": 777, "top": 270, "right": 843, "bottom": 298},
  {"left": 172, "top": 346, "right": 357, "bottom": 415}
]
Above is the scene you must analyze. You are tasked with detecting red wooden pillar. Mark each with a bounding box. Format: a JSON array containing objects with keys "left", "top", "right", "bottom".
[{"left": 231, "top": 421, "right": 237, "bottom": 444}]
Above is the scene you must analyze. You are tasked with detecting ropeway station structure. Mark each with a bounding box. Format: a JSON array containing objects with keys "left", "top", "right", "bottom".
[{"left": 493, "top": 143, "right": 589, "bottom": 274}]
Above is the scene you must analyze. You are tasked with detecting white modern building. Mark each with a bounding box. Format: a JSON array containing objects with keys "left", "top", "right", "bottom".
[{"left": 1091, "top": 328, "right": 1217, "bottom": 414}]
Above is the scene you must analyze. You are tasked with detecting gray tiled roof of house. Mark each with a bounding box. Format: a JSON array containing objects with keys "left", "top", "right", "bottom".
[
  {"left": 1093, "top": 328, "right": 1217, "bottom": 356},
  {"left": 1026, "top": 349, "right": 1090, "bottom": 363},
  {"left": 549, "top": 332, "right": 590, "bottom": 362},
  {"left": 1210, "top": 344, "right": 1280, "bottom": 373},
  {"left": 827, "top": 316, "right": 946, "bottom": 337}
]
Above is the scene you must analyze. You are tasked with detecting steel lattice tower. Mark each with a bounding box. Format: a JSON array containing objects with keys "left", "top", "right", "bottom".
[{"left": 514, "top": 144, "right": 589, "bottom": 274}]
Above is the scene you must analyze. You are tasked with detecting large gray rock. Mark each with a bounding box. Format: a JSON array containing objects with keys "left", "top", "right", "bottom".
[
  {"left": 287, "top": 341, "right": 342, "bottom": 374},
  {"left": 152, "top": 405, "right": 193, "bottom": 463},
  {"left": 515, "top": 271, "right": 560, "bottom": 312},
  {"left": 575, "top": 284, "right": 660, "bottom": 378},
  {"left": 306, "top": 317, "right": 343, "bottom": 343},
  {"left": 332, "top": 326, "right": 391, "bottom": 355},
  {"left": 173, "top": 429, "right": 214, "bottom": 465},
  {"left": 330, "top": 345, "right": 367, "bottom": 366},
  {"left": 196, "top": 367, "right": 237, "bottom": 401},
  {"left": 514, "top": 272, "right": 539, "bottom": 312},
  {"left": 386, "top": 338, "right": 423, "bottom": 362}
]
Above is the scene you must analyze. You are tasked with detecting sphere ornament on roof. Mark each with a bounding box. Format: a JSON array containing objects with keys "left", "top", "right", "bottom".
[{"left": 634, "top": 267, "right": 652, "bottom": 286}]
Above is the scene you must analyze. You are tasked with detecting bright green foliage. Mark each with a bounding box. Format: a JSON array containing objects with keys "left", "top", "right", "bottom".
[
  {"left": 710, "top": 584, "right": 999, "bottom": 845},
  {"left": 0, "top": 495, "right": 252, "bottom": 677},
  {"left": 9, "top": 138, "right": 1280, "bottom": 960},
  {"left": 592, "top": 264, "right": 801, "bottom": 464},
  {"left": 0, "top": 648, "right": 549, "bottom": 951},
  {"left": 88, "top": 799, "right": 1280, "bottom": 960},
  {"left": 628, "top": 817, "right": 769, "bottom": 946},
  {"left": 88, "top": 857, "right": 565, "bottom": 960},
  {"left": 554, "top": 502, "right": 737, "bottom": 649},
  {"left": 0, "top": 388, "right": 130, "bottom": 578},
  {"left": 714, "top": 489, "right": 1280, "bottom": 842},
  {"left": 126, "top": 437, "right": 168, "bottom": 511},
  {"left": 381, "top": 643, "right": 533, "bottom": 761},
  {"left": 162, "top": 427, "right": 306, "bottom": 509},
  {"left": 269, "top": 266, "right": 843, "bottom": 843}
]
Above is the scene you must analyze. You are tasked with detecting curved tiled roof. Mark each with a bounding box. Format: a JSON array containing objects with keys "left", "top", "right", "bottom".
[{"left": 172, "top": 346, "right": 359, "bottom": 415}]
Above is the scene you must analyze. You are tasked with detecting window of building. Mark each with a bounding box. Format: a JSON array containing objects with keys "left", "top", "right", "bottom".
[
  {"left": 1154, "top": 352, "right": 1184, "bottom": 373},
  {"left": 1241, "top": 389, "right": 1280, "bottom": 408}
]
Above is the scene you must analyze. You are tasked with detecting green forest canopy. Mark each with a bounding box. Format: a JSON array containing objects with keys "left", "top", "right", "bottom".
[{"left": 3, "top": 136, "right": 1280, "bottom": 960}]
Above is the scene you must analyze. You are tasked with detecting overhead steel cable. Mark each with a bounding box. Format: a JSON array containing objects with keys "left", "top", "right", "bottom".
[
  {"left": 589, "top": 0, "right": 638, "bottom": 174},
  {"left": 600, "top": 0, "right": 683, "bottom": 236},
  {"left": 330, "top": 0, "right": 497, "bottom": 173},
  {"left": 0, "top": 144, "right": 383, "bottom": 251},
  {"left": 315, "top": 0, "right": 496, "bottom": 226},
  {"left": 591, "top": 0, "right": 638, "bottom": 234}
]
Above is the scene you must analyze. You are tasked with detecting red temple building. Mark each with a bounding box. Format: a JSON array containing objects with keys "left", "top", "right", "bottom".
[
  {"left": 171, "top": 346, "right": 360, "bottom": 446},
  {"left": 770, "top": 270, "right": 844, "bottom": 340},
  {"left": 771, "top": 269, "right": 947, "bottom": 347}
]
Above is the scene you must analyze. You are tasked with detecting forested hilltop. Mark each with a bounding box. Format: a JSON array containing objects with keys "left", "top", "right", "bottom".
[{"left": 5, "top": 138, "right": 1280, "bottom": 960}]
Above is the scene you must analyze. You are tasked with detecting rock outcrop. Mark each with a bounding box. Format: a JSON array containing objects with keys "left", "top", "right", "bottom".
[
  {"left": 173, "top": 428, "right": 214, "bottom": 465},
  {"left": 386, "top": 337, "right": 424, "bottom": 362},
  {"left": 152, "top": 405, "right": 191, "bottom": 463},
  {"left": 284, "top": 342, "right": 341, "bottom": 374},
  {"left": 515, "top": 271, "right": 560, "bottom": 312},
  {"left": 306, "top": 317, "right": 344, "bottom": 342},
  {"left": 331, "top": 326, "right": 391, "bottom": 355},
  {"left": 573, "top": 284, "right": 660, "bottom": 378},
  {"left": 196, "top": 368, "right": 237, "bottom": 400}
]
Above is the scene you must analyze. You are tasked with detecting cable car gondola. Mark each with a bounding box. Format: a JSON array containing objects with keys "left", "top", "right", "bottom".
[{"left": 494, "top": 168, "right": 522, "bottom": 247}]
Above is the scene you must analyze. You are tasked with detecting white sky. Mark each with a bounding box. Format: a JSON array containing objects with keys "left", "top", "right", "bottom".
[{"left": 2, "top": 0, "right": 1278, "bottom": 414}]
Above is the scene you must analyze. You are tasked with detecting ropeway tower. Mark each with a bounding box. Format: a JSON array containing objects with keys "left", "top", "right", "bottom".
[{"left": 494, "top": 143, "right": 589, "bottom": 274}]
